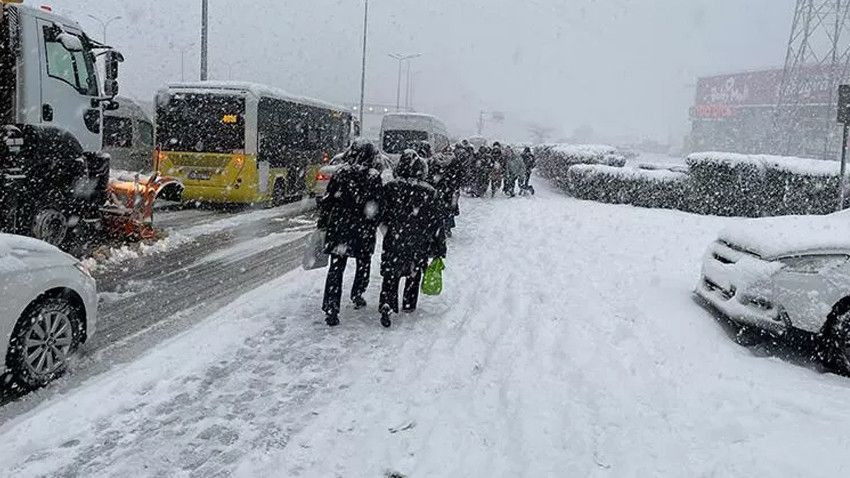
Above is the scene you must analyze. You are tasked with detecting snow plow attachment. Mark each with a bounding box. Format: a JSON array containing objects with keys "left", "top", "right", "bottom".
[{"left": 103, "top": 173, "right": 183, "bottom": 241}]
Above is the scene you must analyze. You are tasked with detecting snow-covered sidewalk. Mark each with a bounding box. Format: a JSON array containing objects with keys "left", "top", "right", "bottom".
[{"left": 3, "top": 181, "right": 850, "bottom": 477}]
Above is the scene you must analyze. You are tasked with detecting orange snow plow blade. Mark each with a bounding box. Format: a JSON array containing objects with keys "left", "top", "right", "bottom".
[{"left": 103, "top": 173, "right": 184, "bottom": 241}]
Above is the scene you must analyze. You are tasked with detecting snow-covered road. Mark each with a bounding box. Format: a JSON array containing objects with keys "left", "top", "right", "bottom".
[{"left": 2, "top": 180, "right": 850, "bottom": 477}]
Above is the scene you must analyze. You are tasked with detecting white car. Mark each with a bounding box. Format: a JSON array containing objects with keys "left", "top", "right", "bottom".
[
  {"left": 695, "top": 212, "right": 850, "bottom": 371},
  {"left": 0, "top": 234, "right": 98, "bottom": 389},
  {"left": 312, "top": 153, "right": 395, "bottom": 200}
]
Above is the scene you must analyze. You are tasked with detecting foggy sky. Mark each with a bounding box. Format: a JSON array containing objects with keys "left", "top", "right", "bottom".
[{"left": 40, "top": 0, "right": 796, "bottom": 143}]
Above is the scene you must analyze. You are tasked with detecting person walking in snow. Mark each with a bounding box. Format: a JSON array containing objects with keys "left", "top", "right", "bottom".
[
  {"left": 428, "top": 147, "right": 462, "bottom": 237},
  {"left": 378, "top": 150, "right": 447, "bottom": 328},
  {"left": 502, "top": 145, "right": 522, "bottom": 197},
  {"left": 453, "top": 142, "right": 473, "bottom": 193},
  {"left": 415, "top": 140, "right": 433, "bottom": 160},
  {"left": 319, "top": 141, "right": 383, "bottom": 327},
  {"left": 472, "top": 145, "right": 492, "bottom": 198},
  {"left": 489, "top": 142, "right": 504, "bottom": 197},
  {"left": 520, "top": 146, "right": 536, "bottom": 193}
]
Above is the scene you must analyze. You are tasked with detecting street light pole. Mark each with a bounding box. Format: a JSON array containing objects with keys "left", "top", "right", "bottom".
[
  {"left": 201, "top": 0, "right": 209, "bottom": 81},
  {"left": 388, "top": 53, "right": 421, "bottom": 112},
  {"left": 358, "top": 0, "right": 369, "bottom": 129},
  {"left": 87, "top": 14, "right": 122, "bottom": 44},
  {"left": 405, "top": 60, "right": 412, "bottom": 110}
]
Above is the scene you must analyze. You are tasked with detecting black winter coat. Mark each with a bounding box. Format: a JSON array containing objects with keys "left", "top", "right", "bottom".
[
  {"left": 522, "top": 151, "right": 536, "bottom": 170},
  {"left": 380, "top": 178, "right": 446, "bottom": 277},
  {"left": 318, "top": 165, "right": 383, "bottom": 259}
]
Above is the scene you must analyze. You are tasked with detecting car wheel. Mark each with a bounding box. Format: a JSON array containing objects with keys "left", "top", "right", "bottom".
[
  {"left": 6, "top": 297, "right": 84, "bottom": 389},
  {"left": 827, "top": 309, "right": 850, "bottom": 374},
  {"left": 31, "top": 208, "right": 68, "bottom": 247}
]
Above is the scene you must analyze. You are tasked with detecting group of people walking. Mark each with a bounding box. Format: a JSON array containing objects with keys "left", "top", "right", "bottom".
[
  {"left": 317, "top": 138, "right": 534, "bottom": 328},
  {"left": 318, "top": 141, "right": 458, "bottom": 328},
  {"left": 453, "top": 141, "right": 536, "bottom": 198}
]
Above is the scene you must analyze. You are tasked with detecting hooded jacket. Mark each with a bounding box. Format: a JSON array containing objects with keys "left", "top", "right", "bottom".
[{"left": 380, "top": 150, "right": 447, "bottom": 277}]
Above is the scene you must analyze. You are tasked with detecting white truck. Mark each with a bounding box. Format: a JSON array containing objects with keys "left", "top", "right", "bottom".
[{"left": 0, "top": 0, "right": 124, "bottom": 249}]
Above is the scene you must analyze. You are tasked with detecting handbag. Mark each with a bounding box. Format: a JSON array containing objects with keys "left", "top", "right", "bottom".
[
  {"left": 302, "top": 229, "right": 329, "bottom": 270},
  {"left": 421, "top": 258, "right": 445, "bottom": 296}
]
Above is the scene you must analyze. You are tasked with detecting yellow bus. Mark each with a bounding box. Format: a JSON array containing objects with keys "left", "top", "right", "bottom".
[{"left": 154, "top": 82, "right": 354, "bottom": 205}]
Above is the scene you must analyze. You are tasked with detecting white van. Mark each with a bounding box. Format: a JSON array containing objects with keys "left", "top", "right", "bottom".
[
  {"left": 103, "top": 97, "right": 154, "bottom": 173},
  {"left": 380, "top": 113, "right": 450, "bottom": 161}
]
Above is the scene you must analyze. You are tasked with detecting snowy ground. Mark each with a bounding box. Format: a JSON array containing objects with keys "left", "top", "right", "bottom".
[{"left": 2, "top": 180, "right": 850, "bottom": 477}]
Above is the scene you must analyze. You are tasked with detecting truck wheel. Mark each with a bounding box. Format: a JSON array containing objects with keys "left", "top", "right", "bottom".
[
  {"left": 6, "top": 297, "right": 83, "bottom": 389},
  {"left": 31, "top": 209, "right": 68, "bottom": 247},
  {"left": 827, "top": 309, "right": 850, "bottom": 374}
]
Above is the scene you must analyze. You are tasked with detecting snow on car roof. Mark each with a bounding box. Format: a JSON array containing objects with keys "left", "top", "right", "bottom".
[
  {"left": 164, "top": 81, "right": 351, "bottom": 113},
  {"left": 719, "top": 211, "right": 850, "bottom": 259}
]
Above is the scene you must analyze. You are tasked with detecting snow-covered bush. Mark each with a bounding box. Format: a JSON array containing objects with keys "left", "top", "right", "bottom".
[
  {"left": 567, "top": 164, "right": 689, "bottom": 210},
  {"left": 686, "top": 153, "right": 764, "bottom": 217},
  {"left": 687, "top": 152, "right": 841, "bottom": 217},
  {"left": 547, "top": 150, "right": 842, "bottom": 217},
  {"left": 536, "top": 143, "right": 626, "bottom": 187},
  {"left": 761, "top": 156, "right": 840, "bottom": 216}
]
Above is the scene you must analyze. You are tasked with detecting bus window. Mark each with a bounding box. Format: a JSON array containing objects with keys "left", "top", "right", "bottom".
[
  {"left": 104, "top": 116, "right": 133, "bottom": 148},
  {"left": 157, "top": 93, "right": 246, "bottom": 153}
]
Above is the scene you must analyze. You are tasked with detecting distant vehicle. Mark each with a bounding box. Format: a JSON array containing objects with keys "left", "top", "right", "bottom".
[
  {"left": 311, "top": 151, "right": 395, "bottom": 200},
  {"left": 695, "top": 212, "right": 850, "bottom": 372},
  {"left": 0, "top": 233, "right": 97, "bottom": 388},
  {"left": 155, "top": 82, "right": 355, "bottom": 206},
  {"left": 103, "top": 96, "right": 154, "bottom": 173},
  {"left": 380, "top": 113, "right": 450, "bottom": 161}
]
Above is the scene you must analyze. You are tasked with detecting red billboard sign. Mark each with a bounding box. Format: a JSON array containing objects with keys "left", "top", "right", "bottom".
[{"left": 693, "top": 66, "right": 841, "bottom": 118}]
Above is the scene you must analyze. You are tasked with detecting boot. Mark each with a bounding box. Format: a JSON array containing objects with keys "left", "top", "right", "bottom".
[
  {"left": 326, "top": 312, "right": 340, "bottom": 327},
  {"left": 352, "top": 296, "right": 367, "bottom": 310},
  {"left": 380, "top": 305, "right": 392, "bottom": 328}
]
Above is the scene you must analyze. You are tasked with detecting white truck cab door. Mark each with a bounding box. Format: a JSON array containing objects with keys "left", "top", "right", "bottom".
[{"left": 36, "top": 20, "right": 101, "bottom": 153}]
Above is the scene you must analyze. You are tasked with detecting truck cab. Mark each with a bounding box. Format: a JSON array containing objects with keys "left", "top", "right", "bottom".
[{"left": 1, "top": 0, "right": 123, "bottom": 248}]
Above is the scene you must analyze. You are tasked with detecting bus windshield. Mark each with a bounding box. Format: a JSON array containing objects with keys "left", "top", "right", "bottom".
[
  {"left": 157, "top": 93, "right": 246, "bottom": 153},
  {"left": 382, "top": 130, "right": 428, "bottom": 154}
]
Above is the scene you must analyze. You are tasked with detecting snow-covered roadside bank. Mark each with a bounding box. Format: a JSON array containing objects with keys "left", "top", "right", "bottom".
[
  {"left": 84, "top": 199, "right": 316, "bottom": 272},
  {"left": 3, "top": 181, "right": 850, "bottom": 476}
]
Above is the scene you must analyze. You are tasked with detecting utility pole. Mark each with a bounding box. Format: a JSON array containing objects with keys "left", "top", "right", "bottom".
[
  {"left": 388, "top": 53, "right": 421, "bottom": 112},
  {"left": 200, "top": 0, "right": 209, "bottom": 81},
  {"left": 358, "top": 0, "right": 369, "bottom": 129},
  {"left": 405, "top": 60, "right": 413, "bottom": 111}
]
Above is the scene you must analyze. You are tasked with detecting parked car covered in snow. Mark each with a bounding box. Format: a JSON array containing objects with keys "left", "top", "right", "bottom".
[
  {"left": 0, "top": 234, "right": 97, "bottom": 388},
  {"left": 695, "top": 212, "right": 850, "bottom": 371}
]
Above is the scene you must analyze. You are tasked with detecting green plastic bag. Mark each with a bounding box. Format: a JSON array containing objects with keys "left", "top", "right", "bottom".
[{"left": 421, "top": 258, "right": 445, "bottom": 296}]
